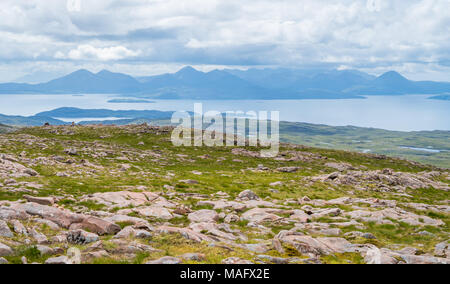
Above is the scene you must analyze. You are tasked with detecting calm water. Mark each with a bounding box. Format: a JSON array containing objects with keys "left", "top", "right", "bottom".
[{"left": 0, "top": 94, "right": 449, "bottom": 131}]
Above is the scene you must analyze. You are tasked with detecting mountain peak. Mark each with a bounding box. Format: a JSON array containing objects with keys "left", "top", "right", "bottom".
[
  {"left": 71, "top": 69, "right": 94, "bottom": 75},
  {"left": 174, "top": 66, "right": 204, "bottom": 80},
  {"left": 97, "top": 69, "right": 113, "bottom": 75},
  {"left": 176, "top": 66, "right": 200, "bottom": 74},
  {"left": 378, "top": 71, "right": 408, "bottom": 81}
]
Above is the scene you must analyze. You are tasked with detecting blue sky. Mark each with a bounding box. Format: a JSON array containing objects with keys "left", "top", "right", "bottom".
[{"left": 0, "top": 0, "right": 449, "bottom": 83}]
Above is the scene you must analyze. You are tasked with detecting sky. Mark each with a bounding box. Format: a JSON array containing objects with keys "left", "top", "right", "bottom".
[{"left": 0, "top": 0, "right": 449, "bottom": 83}]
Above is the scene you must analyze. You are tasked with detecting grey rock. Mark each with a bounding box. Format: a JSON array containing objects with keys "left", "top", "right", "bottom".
[
  {"left": 180, "top": 253, "right": 206, "bottom": 261},
  {"left": 146, "top": 256, "right": 182, "bottom": 264},
  {"left": 67, "top": 229, "right": 99, "bottom": 245},
  {"left": 0, "top": 220, "right": 13, "bottom": 238},
  {"left": 23, "top": 195, "right": 55, "bottom": 206},
  {"left": 188, "top": 210, "right": 219, "bottom": 223},
  {"left": 36, "top": 245, "right": 55, "bottom": 255},
  {"left": 11, "top": 220, "right": 28, "bottom": 236},
  {"left": 45, "top": 256, "right": 71, "bottom": 264},
  {"left": 237, "top": 190, "right": 259, "bottom": 201},
  {"left": 434, "top": 241, "right": 449, "bottom": 258},
  {"left": 0, "top": 242, "right": 13, "bottom": 257}
]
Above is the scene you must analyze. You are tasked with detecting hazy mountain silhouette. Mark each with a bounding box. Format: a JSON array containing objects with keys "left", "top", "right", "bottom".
[{"left": 1, "top": 67, "right": 449, "bottom": 99}]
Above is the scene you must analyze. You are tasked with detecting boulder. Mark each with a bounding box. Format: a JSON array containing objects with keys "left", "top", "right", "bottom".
[
  {"left": 346, "top": 208, "right": 444, "bottom": 227},
  {"left": 103, "top": 214, "right": 150, "bottom": 227},
  {"left": 83, "top": 191, "right": 167, "bottom": 208},
  {"left": 278, "top": 231, "right": 355, "bottom": 256},
  {"left": 400, "top": 254, "right": 450, "bottom": 264},
  {"left": 133, "top": 206, "right": 173, "bottom": 220},
  {"left": 434, "top": 241, "right": 449, "bottom": 258},
  {"left": 45, "top": 256, "right": 71, "bottom": 264},
  {"left": 146, "top": 256, "right": 181, "bottom": 264},
  {"left": 36, "top": 245, "right": 55, "bottom": 256},
  {"left": 29, "top": 228, "right": 49, "bottom": 244},
  {"left": 197, "top": 200, "right": 247, "bottom": 212},
  {"left": 276, "top": 167, "right": 300, "bottom": 173},
  {"left": 241, "top": 208, "right": 282, "bottom": 223},
  {"left": 0, "top": 242, "right": 13, "bottom": 257},
  {"left": 222, "top": 257, "right": 253, "bottom": 264},
  {"left": 114, "top": 226, "right": 152, "bottom": 239},
  {"left": 289, "top": 210, "right": 311, "bottom": 223},
  {"left": 237, "top": 190, "right": 259, "bottom": 201},
  {"left": 157, "top": 226, "right": 214, "bottom": 243},
  {"left": 180, "top": 253, "right": 206, "bottom": 261},
  {"left": 224, "top": 214, "right": 240, "bottom": 223},
  {"left": 23, "top": 195, "right": 55, "bottom": 206},
  {"left": 188, "top": 210, "right": 219, "bottom": 223},
  {"left": 269, "top": 181, "right": 283, "bottom": 187},
  {"left": 0, "top": 206, "right": 29, "bottom": 221},
  {"left": 0, "top": 220, "right": 13, "bottom": 238},
  {"left": 256, "top": 255, "right": 290, "bottom": 264},
  {"left": 14, "top": 202, "right": 84, "bottom": 229},
  {"left": 189, "top": 222, "right": 237, "bottom": 241},
  {"left": 11, "top": 220, "right": 27, "bottom": 236},
  {"left": 67, "top": 229, "right": 99, "bottom": 245},
  {"left": 35, "top": 219, "right": 60, "bottom": 230},
  {"left": 69, "top": 216, "right": 121, "bottom": 235}
]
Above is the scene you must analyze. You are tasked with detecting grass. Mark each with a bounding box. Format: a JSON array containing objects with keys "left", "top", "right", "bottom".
[{"left": 0, "top": 124, "right": 448, "bottom": 264}]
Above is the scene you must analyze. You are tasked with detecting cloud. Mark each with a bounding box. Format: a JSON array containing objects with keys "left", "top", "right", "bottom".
[
  {"left": 0, "top": 0, "right": 448, "bottom": 80},
  {"left": 55, "top": 44, "right": 141, "bottom": 61}
]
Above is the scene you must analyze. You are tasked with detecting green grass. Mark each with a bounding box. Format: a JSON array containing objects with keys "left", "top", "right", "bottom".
[{"left": 0, "top": 124, "right": 448, "bottom": 264}]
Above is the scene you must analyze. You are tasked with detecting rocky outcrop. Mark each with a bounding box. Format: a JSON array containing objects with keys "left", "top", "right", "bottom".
[
  {"left": 23, "top": 195, "right": 55, "bottom": 206},
  {"left": 346, "top": 208, "right": 444, "bottom": 226},
  {"left": 146, "top": 256, "right": 182, "bottom": 264},
  {"left": 311, "top": 169, "right": 450, "bottom": 191},
  {"left": 237, "top": 190, "right": 260, "bottom": 201},
  {"left": 0, "top": 154, "right": 39, "bottom": 178},
  {"left": 83, "top": 191, "right": 173, "bottom": 208},
  {"left": 67, "top": 229, "right": 99, "bottom": 245},
  {"left": 13, "top": 203, "right": 84, "bottom": 229},
  {"left": 0, "top": 220, "right": 13, "bottom": 237},
  {"left": 241, "top": 208, "right": 283, "bottom": 223},
  {"left": 0, "top": 243, "right": 13, "bottom": 257},
  {"left": 0, "top": 206, "right": 29, "bottom": 221},
  {"left": 69, "top": 216, "right": 121, "bottom": 235},
  {"left": 188, "top": 210, "right": 219, "bottom": 223},
  {"left": 157, "top": 226, "right": 214, "bottom": 243}
]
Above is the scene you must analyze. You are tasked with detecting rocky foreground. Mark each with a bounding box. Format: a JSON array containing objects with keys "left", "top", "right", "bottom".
[{"left": 0, "top": 124, "right": 449, "bottom": 264}]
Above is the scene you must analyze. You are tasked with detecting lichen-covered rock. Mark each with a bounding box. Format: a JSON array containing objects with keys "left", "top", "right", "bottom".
[
  {"left": 241, "top": 208, "right": 282, "bottom": 223},
  {"left": 188, "top": 210, "right": 219, "bottom": 223},
  {"left": 69, "top": 216, "right": 121, "bottom": 235},
  {"left": 0, "top": 206, "right": 29, "bottom": 221},
  {"left": 0, "top": 220, "right": 13, "bottom": 238},
  {"left": 237, "top": 190, "right": 259, "bottom": 201},
  {"left": 23, "top": 195, "right": 55, "bottom": 206},
  {"left": 222, "top": 257, "right": 253, "bottom": 264},
  {"left": 146, "top": 256, "right": 181, "bottom": 264},
  {"left": 67, "top": 229, "right": 99, "bottom": 245},
  {"left": 45, "top": 256, "right": 71, "bottom": 264},
  {"left": 13, "top": 202, "right": 84, "bottom": 229},
  {"left": 434, "top": 241, "right": 449, "bottom": 258},
  {"left": 0, "top": 242, "right": 13, "bottom": 257}
]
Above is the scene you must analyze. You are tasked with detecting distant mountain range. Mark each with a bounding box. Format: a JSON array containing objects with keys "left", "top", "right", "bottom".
[
  {"left": 1, "top": 67, "right": 449, "bottom": 99},
  {"left": 0, "top": 107, "right": 175, "bottom": 126},
  {"left": 429, "top": 94, "right": 450, "bottom": 101}
]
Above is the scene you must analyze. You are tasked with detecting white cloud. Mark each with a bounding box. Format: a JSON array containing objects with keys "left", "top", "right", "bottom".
[
  {"left": 0, "top": 0, "right": 448, "bottom": 80},
  {"left": 55, "top": 44, "right": 141, "bottom": 61}
]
